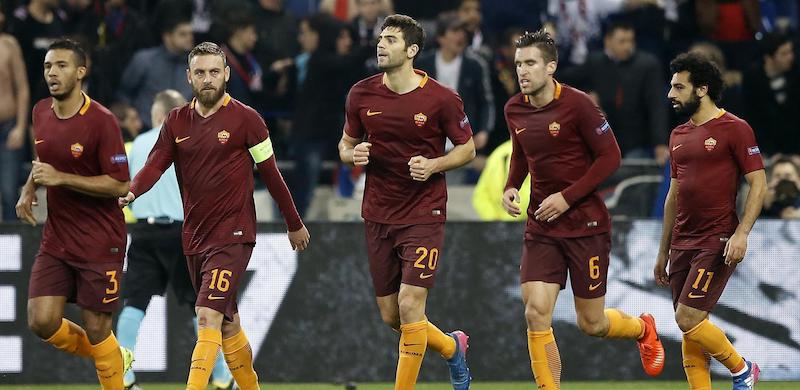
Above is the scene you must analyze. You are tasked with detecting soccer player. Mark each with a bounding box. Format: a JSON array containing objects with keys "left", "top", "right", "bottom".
[
  {"left": 338, "top": 14, "right": 476, "bottom": 390},
  {"left": 119, "top": 42, "right": 309, "bottom": 390},
  {"left": 18, "top": 39, "right": 133, "bottom": 389},
  {"left": 117, "top": 90, "right": 233, "bottom": 390},
  {"left": 655, "top": 52, "right": 766, "bottom": 390},
  {"left": 501, "top": 30, "right": 664, "bottom": 389}
]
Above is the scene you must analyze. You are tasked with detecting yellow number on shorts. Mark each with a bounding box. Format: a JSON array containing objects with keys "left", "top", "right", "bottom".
[
  {"left": 105, "top": 271, "right": 118, "bottom": 294},
  {"left": 589, "top": 256, "right": 600, "bottom": 280},
  {"left": 414, "top": 247, "right": 439, "bottom": 270},
  {"left": 691, "top": 269, "right": 715, "bottom": 293},
  {"left": 209, "top": 269, "right": 232, "bottom": 292}
]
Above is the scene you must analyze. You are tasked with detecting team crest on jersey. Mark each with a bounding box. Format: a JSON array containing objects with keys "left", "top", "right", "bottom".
[
  {"left": 414, "top": 113, "right": 428, "bottom": 127},
  {"left": 70, "top": 143, "right": 83, "bottom": 158},
  {"left": 217, "top": 130, "right": 230, "bottom": 144},
  {"left": 704, "top": 137, "right": 717, "bottom": 151},
  {"left": 548, "top": 121, "right": 561, "bottom": 137}
]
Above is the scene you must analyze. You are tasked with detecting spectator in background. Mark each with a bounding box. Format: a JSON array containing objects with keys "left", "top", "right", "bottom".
[
  {"left": 743, "top": 32, "right": 799, "bottom": 155},
  {"left": 63, "top": 0, "right": 101, "bottom": 46},
  {"left": 560, "top": 21, "right": 669, "bottom": 163},
  {"left": 289, "top": 13, "right": 368, "bottom": 217},
  {"left": 688, "top": 41, "right": 745, "bottom": 115},
  {"left": 111, "top": 102, "right": 143, "bottom": 142},
  {"left": 695, "top": 0, "right": 761, "bottom": 71},
  {"left": 254, "top": 0, "right": 299, "bottom": 113},
  {"left": 0, "top": 11, "right": 29, "bottom": 221},
  {"left": 348, "top": 0, "right": 386, "bottom": 47},
  {"left": 118, "top": 18, "right": 194, "bottom": 128},
  {"left": 472, "top": 139, "right": 530, "bottom": 221},
  {"left": 417, "top": 12, "right": 494, "bottom": 152},
  {"left": 762, "top": 158, "right": 800, "bottom": 219},
  {"left": 8, "top": 0, "right": 66, "bottom": 103},
  {"left": 94, "top": 0, "right": 150, "bottom": 94},
  {"left": 222, "top": 10, "right": 263, "bottom": 109},
  {"left": 545, "top": 0, "right": 627, "bottom": 67},
  {"left": 457, "top": 0, "right": 492, "bottom": 63}
]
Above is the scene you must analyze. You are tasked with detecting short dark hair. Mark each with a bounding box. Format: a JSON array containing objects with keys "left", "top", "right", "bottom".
[
  {"left": 188, "top": 41, "right": 227, "bottom": 67},
  {"left": 380, "top": 14, "right": 425, "bottom": 58},
  {"left": 669, "top": 52, "right": 724, "bottom": 102},
  {"left": 759, "top": 32, "right": 792, "bottom": 57},
  {"left": 435, "top": 12, "right": 467, "bottom": 37},
  {"left": 47, "top": 38, "right": 87, "bottom": 67},
  {"left": 773, "top": 158, "right": 799, "bottom": 173},
  {"left": 604, "top": 20, "right": 634, "bottom": 38},
  {"left": 515, "top": 29, "right": 558, "bottom": 63}
]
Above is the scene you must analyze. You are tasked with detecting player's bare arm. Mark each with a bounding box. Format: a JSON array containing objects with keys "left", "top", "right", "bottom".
[
  {"left": 408, "top": 138, "right": 476, "bottom": 181},
  {"left": 338, "top": 132, "right": 371, "bottom": 166},
  {"left": 654, "top": 178, "right": 679, "bottom": 286},
  {"left": 723, "top": 169, "right": 766, "bottom": 266},
  {"left": 15, "top": 171, "right": 39, "bottom": 226},
  {"left": 31, "top": 160, "right": 130, "bottom": 197}
]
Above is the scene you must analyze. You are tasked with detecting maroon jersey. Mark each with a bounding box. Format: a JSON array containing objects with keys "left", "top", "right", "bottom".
[
  {"left": 131, "top": 95, "right": 277, "bottom": 254},
  {"left": 505, "top": 81, "right": 621, "bottom": 238},
  {"left": 344, "top": 71, "right": 473, "bottom": 224},
  {"left": 669, "top": 110, "right": 764, "bottom": 249},
  {"left": 33, "top": 93, "right": 130, "bottom": 262}
]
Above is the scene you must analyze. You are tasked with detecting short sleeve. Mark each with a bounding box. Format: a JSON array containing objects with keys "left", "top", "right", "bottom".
[
  {"left": 98, "top": 113, "right": 130, "bottom": 182},
  {"left": 729, "top": 120, "right": 765, "bottom": 174},
  {"left": 441, "top": 91, "right": 473, "bottom": 145},
  {"left": 344, "top": 87, "right": 364, "bottom": 139}
]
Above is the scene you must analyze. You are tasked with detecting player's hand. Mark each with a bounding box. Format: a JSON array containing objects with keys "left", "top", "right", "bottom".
[
  {"left": 723, "top": 232, "right": 748, "bottom": 266},
  {"left": 31, "top": 160, "right": 63, "bottom": 186},
  {"left": 118, "top": 191, "right": 135, "bottom": 208},
  {"left": 534, "top": 192, "right": 569, "bottom": 222},
  {"left": 353, "top": 142, "right": 371, "bottom": 166},
  {"left": 408, "top": 155, "right": 439, "bottom": 181},
  {"left": 653, "top": 251, "right": 670, "bottom": 287},
  {"left": 502, "top": 188, "right": 521, "bottom": 217},
  {"left": 288, "top": 225, "right": 310, "bottom": 252},
  {"left": 5, "top": 125, "right": 25, "bottom": 150},
  {"left": 15, "top": 190, "right": 37, "bottom": 226}
]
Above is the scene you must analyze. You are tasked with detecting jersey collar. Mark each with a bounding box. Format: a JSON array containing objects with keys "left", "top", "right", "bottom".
[
  {"left": 50, "top": 91, "right": 92, "bottom": 116},
  {"left": 189, "top": 93, "right": 232, "bottom": 110},
  {"left": 523, "top": 79, "right": 562, "bottom": 104}
]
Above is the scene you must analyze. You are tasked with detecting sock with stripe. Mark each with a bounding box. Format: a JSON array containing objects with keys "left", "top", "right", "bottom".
[
  {"left": 187, "top": 328, "right": 222, "bottom": 390},
  {"left": 396, "top": 320, "right": 428, "bottom": 390},
  {"left": 682, "top": 335, "right": 711, "bottom": 390},
  {"left": 222, "top": 330, "right": 259, "bottom": 390},
  {"left": 527, "top": 328, "right": 561, "bottom": 389},
  {"left": 425, "top": 321, "right": 456, "bottom": 360},
  {"left": 45, "top": 318, "right": 93, "bottom": 358},
  {"left": 91, "top": 332, "right": 125, "bottom": 390},
  {"left": 684, "top": 319, "right": 745, "bottom": 373},
  {"left": 604, "top": 308, "right": 645, "bottom": 339}
]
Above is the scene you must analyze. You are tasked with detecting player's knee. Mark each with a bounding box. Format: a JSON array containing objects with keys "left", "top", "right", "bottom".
[
  {"left": 27, "top": 312, "right": 61, "bottom": 339},
  {"left": 577, "top": 315, "right": 606, "bottom": 337},
  {"left": 196, "top": 308, "right": 224, "bottom": 330},
  {"left": 675, "top": 312, "right": 702, "bottom": 333},
  {"left": 397, "top": 295, "right": 424, "bottom": 322},
  {"left": 379, "top": 311, "right": 401, "bottom": 330},
  {"left": 524, "top": 301, "right": 552, "bottom": 328},
  {"left": 82, "top": 317, "right": 112, "bottom": 343}
]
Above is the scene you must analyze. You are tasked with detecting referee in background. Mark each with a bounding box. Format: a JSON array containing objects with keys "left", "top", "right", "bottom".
[{"left": 117, "top": 90, "right": 234, "bottom": 390}]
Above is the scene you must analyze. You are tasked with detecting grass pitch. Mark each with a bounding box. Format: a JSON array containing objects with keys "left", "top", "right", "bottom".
[{"left": 2, "top": 382, "right": 799, "bottom": 389}]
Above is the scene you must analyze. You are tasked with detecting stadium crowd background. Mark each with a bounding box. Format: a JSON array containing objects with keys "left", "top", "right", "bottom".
[{"left": 0, "top": 0, "right": 799, "bottom": 223}]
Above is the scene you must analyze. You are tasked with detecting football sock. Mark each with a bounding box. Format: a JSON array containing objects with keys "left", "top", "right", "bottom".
[
  {"left": 117, "top": 307, "right": 145, "bottom": 385},
  {"left": 91, "top": 332, "right": 125, "bottom": 390},
  {"left": 45, "top": 318, "right": 93, "bottom": 358},
  {"left": 193, "top": 317, "right": 234, "bottom": 386},
  {"left": 187, "top": 328, "right": 222, "bottom": 390},
  {"left": 682, "top": 336, "right": 711, "bottom": 390},
  {"left": 527, "top": 328, "right": 561, "bottom": 389},
  {"left": 604, "top": 308, "right": 645, "bottom": 339},
  {"left": 396, "top": 320, "right": 428, "bottom": 390},
  {"left": 426, "top": 321, "right": 456, "bottom": 359},
  {"left": 684, "top": 319, "right": 745, "bottom": 373},
  {"left": 222, "top": 330, "right": 259, "bottom": 390}
]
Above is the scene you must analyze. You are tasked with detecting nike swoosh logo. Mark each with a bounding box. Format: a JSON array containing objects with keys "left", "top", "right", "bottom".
[
  {"left": 588, "top": 282, "right": 603, "bottom": 291},
  {"left": 672, "top": 144, "right": 683, "bottom": 151},
  {"left": 175, "top": 136, "right": 191, "bottom": 143},
  {"left": 419, "top": 273, "right": 433, "bottom": 279},
  {"left": 687, "top": 292, "right": 706, "bottom": 298},
  {"left": 515, "top": 127, "right": 526, "bottom": 134},
  {"left": 102, "top": 296, "right": 119, "bottom": 304},
  {"left": 34, "top": 139, "right": 45, "bottom": 144},
  {"left": 208, "top": 294, "right": 225, "bottom": 300},
  {"left": 366, "top": 110, "right": 382, "bottom": 116}
]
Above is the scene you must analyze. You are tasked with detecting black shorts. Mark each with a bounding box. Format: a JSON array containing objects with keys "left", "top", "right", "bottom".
[{"left": 122, "top": 221, "right": 196, "bottom": 309}]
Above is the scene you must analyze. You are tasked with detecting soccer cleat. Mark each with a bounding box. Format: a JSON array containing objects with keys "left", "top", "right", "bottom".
[
  {"left": 637, "top": 313, "right": 665, "bottom": 377},
  {"left": 445, "top": 331, "right": 471, "bottom": 390},
  {"left": 732, "top": 360, "right": 760, "bottom": 390},
  {"left": 211, "top": 378, "right": 236, "bottom": 390},
  {"left": 120, "top": 346, "right": 135, "bottom": 381}
]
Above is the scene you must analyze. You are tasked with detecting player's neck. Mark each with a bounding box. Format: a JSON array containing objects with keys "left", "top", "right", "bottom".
[
  {"left": 690, "top": 100, "right": 722, "bottom": 126},
  {"left": 194, "top": 93, "right": 228, "bottom": 118},
  {"left": 52, "top": 89, "right": 85, "bottom": 119},
  {"left": 527, "top": 78, "right": 556, "bottom": 108},
  {"left": 383, "top": 63, "right": 422, "bottom": 94}
]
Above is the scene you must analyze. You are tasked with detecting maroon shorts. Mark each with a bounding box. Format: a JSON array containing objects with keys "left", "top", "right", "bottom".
[
  {"left": 186, "top": 243, "right": 254, "bottom": 321},
  {"left": 364, "top": 221, "right": 445, "bottom": 297},
  {"left": 520, "top": 233, "right": 611, "bottom": 299},
  {"left": 28, "top": 251, "right": 124, "bottom": 313},
  {"left": 669, "top": 247, "right": 736, "bottom": 312}
]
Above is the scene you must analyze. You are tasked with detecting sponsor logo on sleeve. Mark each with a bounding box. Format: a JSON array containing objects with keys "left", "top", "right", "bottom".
[
  {"left": 747, "top": 146, "right": 761, "bottom": 155},
  {"left": 595, "top": 120, "right": 610, "bottom": 135},
  {"left": 110, "top": 154, "right": 127, "bottom": 164}
]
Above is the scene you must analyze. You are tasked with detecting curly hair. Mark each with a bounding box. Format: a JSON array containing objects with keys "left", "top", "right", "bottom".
[
  {"left": 669, "top": 52, "right": 724, "bottom": 102},
  {"left": 514, "top": 29, "right": 557, "bottom": 63}
]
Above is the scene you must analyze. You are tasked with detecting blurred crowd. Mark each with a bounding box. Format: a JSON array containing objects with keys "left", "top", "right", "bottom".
[{"left": 0, "top": 0, "right": 799, "bottom": 222}]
